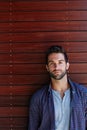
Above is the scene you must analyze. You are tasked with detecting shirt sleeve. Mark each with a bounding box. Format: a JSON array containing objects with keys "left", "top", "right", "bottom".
[
  {"left": 28, "top": 94, "right": 41, "bottom": 130},
  {"left": 84, "top": 90, "right": 87, "bottom": 130}
]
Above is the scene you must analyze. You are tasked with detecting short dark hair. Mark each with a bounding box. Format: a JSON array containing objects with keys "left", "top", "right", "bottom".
[{"left": 46, "top": 45, "right": 69, "bottom": 64}]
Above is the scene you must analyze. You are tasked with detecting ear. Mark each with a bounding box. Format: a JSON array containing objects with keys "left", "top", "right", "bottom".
[
  {"left": 46, "top": 65, "right": 49, "bottom": 72},
  {"left": 66, "top": 62, "right": 70, "bottom": 70}
]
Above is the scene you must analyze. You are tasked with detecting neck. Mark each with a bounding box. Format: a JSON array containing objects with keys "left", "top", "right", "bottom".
[{"left": 51, "top": 76, "right": 69, "bottom": 98}]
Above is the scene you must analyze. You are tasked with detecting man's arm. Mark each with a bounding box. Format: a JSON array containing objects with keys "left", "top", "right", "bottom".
[
  {"left": 84, "top": 90, "right": 87, "bottom": 130},
  {"left": 28, "top": 95, "right": 40, "bottom": 130},
  {"left": 85, "top": 95, "right": 87, "bottom": 130}
]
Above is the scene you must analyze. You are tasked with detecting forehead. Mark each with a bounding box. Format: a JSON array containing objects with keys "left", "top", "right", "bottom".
[{"left": 48, "top": 53, "right": 65, "bottom": 61}]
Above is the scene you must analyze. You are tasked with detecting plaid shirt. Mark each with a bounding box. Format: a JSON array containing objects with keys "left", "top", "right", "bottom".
[{"left": 28, "top": 79, "right": 87, "bottom": 130}]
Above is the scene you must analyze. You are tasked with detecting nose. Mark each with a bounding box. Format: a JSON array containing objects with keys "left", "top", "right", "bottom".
[{"left": 54, "top": 63, "right": 59, "bottom": 69}]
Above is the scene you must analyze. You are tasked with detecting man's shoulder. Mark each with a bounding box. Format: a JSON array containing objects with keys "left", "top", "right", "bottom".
[
  {"left": 30, "top": 84, "right": 49, "bottom": 102},
  {"left": 70, "top": 79, "right": 87, "bottom": 94}
]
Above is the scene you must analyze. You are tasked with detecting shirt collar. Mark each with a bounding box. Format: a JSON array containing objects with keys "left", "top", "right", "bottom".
[{"left": 48, "top": 78, "right": 76, "bottom": 95}]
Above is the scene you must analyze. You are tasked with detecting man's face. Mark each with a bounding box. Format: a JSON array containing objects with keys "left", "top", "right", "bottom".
[{"left": 46, "top": 53, "right": 69, "bottom": 80}]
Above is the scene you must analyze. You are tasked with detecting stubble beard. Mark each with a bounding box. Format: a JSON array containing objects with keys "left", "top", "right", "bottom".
[{"left": 49, "top": 70, "right": 67, "bottom": 80}]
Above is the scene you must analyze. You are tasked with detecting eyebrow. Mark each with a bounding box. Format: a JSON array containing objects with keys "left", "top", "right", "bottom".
[{"left": 48, "top": 59, "right": 64, "bottom": 63}]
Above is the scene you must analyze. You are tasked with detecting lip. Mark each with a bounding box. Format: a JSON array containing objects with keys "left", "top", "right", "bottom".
[
  {"left": 53, "top": 70, "right": 61, "bottom": 72},
  {"left": 53, "top": 70, "right": 61, "bottom": 74}
]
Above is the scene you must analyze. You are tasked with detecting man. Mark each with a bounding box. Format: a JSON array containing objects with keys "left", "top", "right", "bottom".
[{"left": 28, "top": 45, "right": 87, "bottom": 130}]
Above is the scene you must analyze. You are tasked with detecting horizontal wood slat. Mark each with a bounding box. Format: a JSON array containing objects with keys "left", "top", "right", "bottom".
[
  {"left": 0, "top": 23, "right": 10, "bottom": 32},
  {"left": 0, "top": 75, "right": 10, "bottom": 84},
  {"left": 7, "top": 12, "right": 67, "bottom": 21},
  {"left": 12, "top": 1, "right": 67, "bottom": 11},
  {"left": 0, "top": 107, "right": 28, "bottom": 117},
  {"left": 2, "top": 21, "right": 87, "bottom": 32},
  {"left": 0, "top": 12, "right": 65, "bottom": 21},
  {"left": 0, "top": 96, "right": 29, "bottom": 106},
  {"left": 0, "top": 63, "right": 84, "bottom": 75},
  {"left": 0, "top": 42, "right": 87, "bottom": 53},
  {"left": 0, "top": 2, "right": 9, "bottom": 11},
  {"left": 0, "top": 43, "right": 10, "bottom": 53},
  {"left": 5, "top": 74, "right": 87, "bottom": 84},
  {"left": 0, "top": 54, "right": 11, "bottom": 63},
  {"left": 0, "top": 32, "right": 87, "bottom": 42},
  {"left": 1, "top": 33, "right": 87, "bottom": 43},
  {"left": 0, "top": 11, "right": 87, "bottom": 22},
  {"left": 0, "top": 52, "right": 87, "bottom": 64},
  {"left": 0, "top": 128, "right": 27, "bottom": 130},
  {"left": 12, "top": 53, "right": 87, "bottom": 63},
  {"left": 0, "top": 74, "right": 86, "bottom": 85},
  {"left": 0, "top": 117, "right": 27, "bottom": 128},
  {"left": 0, "top": 34, "right": 11, "bottom": 42},
  {"left": 0, "top": 84, "right": 87, "bottom": 96},
  {"left": 0, "top": 65, "right": 10, "bottom": 74},
  {"left": 11, "top": 1, "right": 87, "bottom": 11},
  {"left": 12, "top": 42, "right": 87, "bottom": 53},
  {"left": 1, "top": 1, "right": 87, "bottom": 12},
  {"left": 0, "top": 12, "right": 10, "bottom": 21},
  {"left": 0, "top": 85, "right": 40, "bottom": 95},
  {"left": 68, "top": 53, "right": 87, "bottom": 63},
  {"left": 70, "top": 64, "right": 87, "bottom": 73}
]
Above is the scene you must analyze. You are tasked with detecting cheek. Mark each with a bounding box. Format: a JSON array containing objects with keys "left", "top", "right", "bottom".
[{"left": 46, "top": 66, "right": 53, "bottom": 72}]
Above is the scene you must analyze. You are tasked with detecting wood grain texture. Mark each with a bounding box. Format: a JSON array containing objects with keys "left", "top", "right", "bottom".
[{"left": 0, "top": 0, "right": 87, "bottom": 129}]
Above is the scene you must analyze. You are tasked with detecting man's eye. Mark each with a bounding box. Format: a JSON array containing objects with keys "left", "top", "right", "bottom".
[
  {"left": 59, "top": 61, "right": 63, "bottom": 64},
  {"left": 49, "top": 63, "right": 54, "bottom": 66}
]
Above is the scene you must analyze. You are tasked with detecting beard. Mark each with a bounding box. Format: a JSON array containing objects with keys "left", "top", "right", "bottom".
[{"left": 48, "top": 69, "right": 67, "bottom": 80}]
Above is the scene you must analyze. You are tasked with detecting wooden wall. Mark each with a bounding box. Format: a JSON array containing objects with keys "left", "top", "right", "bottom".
[{"left": 0, "top": 0, "right": 87, "bottom": 130}]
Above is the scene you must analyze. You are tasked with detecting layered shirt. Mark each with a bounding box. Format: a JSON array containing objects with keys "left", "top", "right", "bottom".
[
  {"left": 52, "top": 88, "right": 70, "bottom": 130},
  {"left": 28, "top": 79, "right": 87, "bottom": 130}
]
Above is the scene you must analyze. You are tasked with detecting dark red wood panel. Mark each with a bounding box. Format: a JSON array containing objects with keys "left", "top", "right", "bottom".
[
  {"left": 70, "top": 63, "right": 87, "bottom": 73},
  {"left": 70, "top": 74, "right": 87, "bottom": 84},
  {"left": 1, "top": 63, "right": 85, "bottom": 75},
  {"left": 0, "top": 96, "right": 29, "bottom": 106},
  {"left": 12, "top": 1, "right": 67, "bottom": 11},
  {"left": 0, "top": 65, "right": 10, "bottom": 74},
  {"left": 12, "top": 42, "right": 87, "bottom": 53},
  {"left": 12, "top": 53, "right": 87, "bottom": 63},
  {"left": 0, "top": 2, "right": 10, "bottom": 11},
  {"left": 4, "top": 11, "right": 87, "bottom": 22},
  {"left": 10, "top": 11, "right": 67, "bottom": 21},
  {"left": 0, "top": 43, "right": 10, "bottom": 53},
  {"left": 0, "top": 21, "right": 87, "bottom": 35},
  {"left": 0, "top": 128, "right": 27, "bottom": 130},
  {"left": 0, "top": 117, "right": 27, "bottom": 127},
  {"left": 4, "top": 32, "right": 87, "bottom": 42},
  {"left": 9, "top": 22, "right": 69, "bottom": 32},
  {"left": 12, "top": 53, "right": 45, "bottom": 63},
  {"left": 0, "top": 75, "right": 10, "bottom": 84},
  {"left": 10, "top": 1, "right": 87, "bottom": 11},
  {"left": 68, "top": 1, "right": 87, "bottom": 10},
  {"left": 0, "top": 34, "right": 11, "bottom": 42},
  {"left": 0, "top": 12, "right": 10, "bottom": 21},
  {"left": 68, "top": 21, "right": 87, "bottom": 31},
  {"left": 68, "top": 53, "right": 87, "bottom": 63},
  {"left": 69, "top": 11, "right": 87, "bottom": 20},
  {"left": 0, "top": 23, "right": 10, "bottom": 32},
  {"left": 5, "top": 74, "right": 86, "bottom": 85},
  {"left": 0, "top": 54, "right": 11, "bottom": 63},
  {"left": 9, "top": 21, "right": 87, "bottom": 32},
  {"left": 0, "top": 85, "right": 39, "bottom": 95},
  {"left": 0, "top": 107, "right": 28, "bottom": 117},
  {"left": 0, "top": 1, "right": 87, "bottom": 130},
  {"left": 11, "top": 75, "right": 50, "bottom": 85}
]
